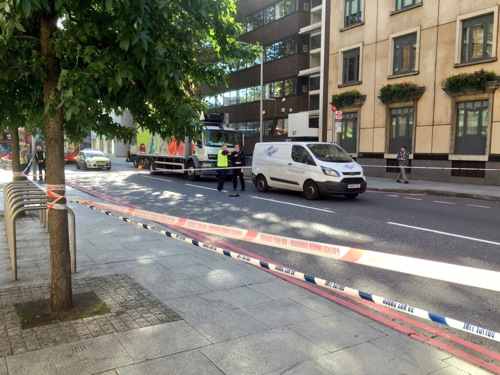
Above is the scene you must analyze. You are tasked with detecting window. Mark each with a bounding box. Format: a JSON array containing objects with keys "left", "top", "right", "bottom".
[
  {"left": 246, "top": 11, "right": 264, "bottom": 32},
  {"left": 264, "top": 36, "right": 297, "bottom": 62},
  {"left": 344, "top": 0, "right": 362, "bottom": 28},
  {"left": 292, "top": 145, "right": 311, "bottom": 164},
  {"left": 310, "top": 33, "right": 321, "bottom": 50},
  {"left": 245, "top": 1, "right": 298, "bottom": 31},
  {"left": 395, "top": 0, "right": 420, "bottom": 11},
  {"left": 342, "top": 48, "right": 360, "bottom": 85},
  {"left": 340, "top": 112, "right": 358, "bottom": 153},
  {"left": 455, "top": 100, "right": 488, "bottom": 155},
  {"left": 389, "top": 107, "right": 414, "bottom": 153},
  {"left": 309, "top": 75, "right": 320, "bottom": 91},
  {"left": 393, "top": 33, "right": 417, "bottom": 75},
  {"left": 461, "top": 14, "right": 494, "bottom": 63}
]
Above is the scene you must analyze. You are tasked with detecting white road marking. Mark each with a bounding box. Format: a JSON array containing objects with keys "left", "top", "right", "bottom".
[
  {"left": 467, "top": 204, "right": 490, "bottom": 209},
  {"left": 388, "top": 222, "right": 500, "bottom": 246},
  {"left": 433, "top": 200, "right": 456, "bottom": 205},
  {"left": 386, "top": 195, "right": 399, "bottom": 198},
  {"left": 250, "top": 195, "right": 334, "bottom": 213},
  {"left": 403, "top": 197, "right": 423, "bottom": 201},
  {"left": 185, "top": 183, "right": 218, "bottom": 191},
  {"left": 144, "top": 176, "right": 173, "bottom": 182}
]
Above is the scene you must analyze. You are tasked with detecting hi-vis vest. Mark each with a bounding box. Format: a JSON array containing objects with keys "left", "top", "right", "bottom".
[
  {"left": 217, "top": 149, "right": 228, "bottom": 167},
  {"left": 20, "top": 150, "right": 29, "bottom": 164}
]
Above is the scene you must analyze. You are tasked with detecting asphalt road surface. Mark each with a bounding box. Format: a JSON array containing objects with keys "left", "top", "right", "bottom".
[{"left": 65, "top": 160, "right": 500, "bottom": 355}]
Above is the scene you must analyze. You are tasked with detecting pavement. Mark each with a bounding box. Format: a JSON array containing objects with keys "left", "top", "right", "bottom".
[{"left": 0, "top": 168, "right": 498, "bottom": 375}]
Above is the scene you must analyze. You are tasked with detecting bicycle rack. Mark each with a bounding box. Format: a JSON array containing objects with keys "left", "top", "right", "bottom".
[{"left": 3, "top": 180, "right": 76, "bottom": 281}]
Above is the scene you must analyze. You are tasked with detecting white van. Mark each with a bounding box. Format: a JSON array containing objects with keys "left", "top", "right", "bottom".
[{"left": 251, "top": 142, "right": 366, "bottom": 200}]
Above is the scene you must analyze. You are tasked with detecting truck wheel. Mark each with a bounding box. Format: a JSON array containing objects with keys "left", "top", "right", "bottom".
[
  {"left": 256, "top": 175, "right": 269, "bottom": 192},
  {"left": 344, "top": 193, "right": 358, "bottom": 199},
  {"left": 133, "top": 158, "right": 139, "bottom": 168},
  {"left": 303, "top": 180, "right": 320, "bottom": 200},
  {"left": 76, "top": 162, "right": 80, "bottom": 170},
  {"left": 186, "top": 161, "right": 199, "bottom": 181}
]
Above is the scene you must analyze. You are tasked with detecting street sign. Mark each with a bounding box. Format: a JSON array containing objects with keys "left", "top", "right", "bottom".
[
  {"left": 335, "top": 111, "right": 342, "bottom": 121},
  {"left": 331, "top": 105, "right": 337, "bottom": 112}
]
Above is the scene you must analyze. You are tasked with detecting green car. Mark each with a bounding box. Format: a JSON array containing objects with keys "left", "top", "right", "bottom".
[{"left": 76, "top": 149, "right": 112, "bottom": 170}]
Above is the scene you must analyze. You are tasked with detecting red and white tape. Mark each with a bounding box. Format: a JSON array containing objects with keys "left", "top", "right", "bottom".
[{"left": 69, "top": 197, "right": 500, "bottom": 292}]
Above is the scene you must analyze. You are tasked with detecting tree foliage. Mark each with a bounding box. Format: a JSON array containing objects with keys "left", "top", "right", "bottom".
[{"left": 0, "top": 0, "right": 255, "bottom": 142}]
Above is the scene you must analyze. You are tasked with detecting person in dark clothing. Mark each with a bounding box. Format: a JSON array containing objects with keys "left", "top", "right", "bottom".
[
  {"left": 231, "top": 144, "right": 245, "bottom": 191},
  {"left": 396, "top": 145, "right": 410, "bottom": 184},
  {"left": 34, "top": 145, "right": 46, "bottom": 182},
  {"left": 217, "top": 144, "right": 230, "bottom": 192}
]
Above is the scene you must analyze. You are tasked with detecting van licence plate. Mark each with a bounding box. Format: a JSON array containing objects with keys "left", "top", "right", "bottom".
[{"left": 348, "top": 184, "right": 361, "bottom": 189}]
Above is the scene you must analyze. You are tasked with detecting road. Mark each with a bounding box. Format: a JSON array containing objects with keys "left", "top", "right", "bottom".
[{"left": 64, "top": 160, "right": 500, "bottom": 354}]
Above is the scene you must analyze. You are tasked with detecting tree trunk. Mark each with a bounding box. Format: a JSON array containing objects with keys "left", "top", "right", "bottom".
[
  {"left": 10, "top": 127, "right": 24, "bottom": 181},
  {"left": 41, "top": 11, "right": 72, "bottom": 312}
]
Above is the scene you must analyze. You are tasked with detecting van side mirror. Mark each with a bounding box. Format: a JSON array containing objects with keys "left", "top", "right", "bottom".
[{"left": 196, "top": 140, "right": 202, "bottom": 148}]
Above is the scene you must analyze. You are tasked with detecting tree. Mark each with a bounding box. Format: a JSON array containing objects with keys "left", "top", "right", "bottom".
[{"left": 0, "top": 0, "right": 255, "bottom": 312}]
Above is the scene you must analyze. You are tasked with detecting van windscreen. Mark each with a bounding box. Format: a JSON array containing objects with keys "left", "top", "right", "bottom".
[{"left": 307, "top": 144, "right": 353, "bottom": 163}]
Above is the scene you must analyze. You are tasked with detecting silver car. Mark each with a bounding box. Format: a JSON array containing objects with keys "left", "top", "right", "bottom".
[{"left": 76, "top": 149, "right": 111, "bottom": 170}]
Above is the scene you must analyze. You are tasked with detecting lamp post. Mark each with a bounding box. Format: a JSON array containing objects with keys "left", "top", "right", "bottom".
[{"left": 259, "top": 49, "right": 264, "bottom": 143}]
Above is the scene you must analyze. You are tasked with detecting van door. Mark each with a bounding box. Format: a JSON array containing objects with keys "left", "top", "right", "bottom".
[{"left": 282, "top": 145, "right": 315, "bottom": 191}]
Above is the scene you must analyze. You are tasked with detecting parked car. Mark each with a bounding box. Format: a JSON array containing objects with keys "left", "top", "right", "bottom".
[
  {"left": 76, "top": 149, "right": 111, "bottom": 170},
  {"left": 252, "top": 142, "right": 366, "bottom": 200}
]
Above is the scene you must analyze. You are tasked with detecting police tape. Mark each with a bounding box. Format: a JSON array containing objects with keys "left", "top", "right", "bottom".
[
  {"left": 361, "top": 165, "right": 500, "bottom": 171},
  {"left": 69, "top": 200, "right": 500, "bottom": 343},
  {"left": 69, "top": 197, "right": 500, "bottom": 292},
  {"left": 140, "top": 165, "right": 252, "bottom": 173}
]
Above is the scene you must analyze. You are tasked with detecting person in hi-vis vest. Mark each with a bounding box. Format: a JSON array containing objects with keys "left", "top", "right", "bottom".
[
  {"left": 19, "top": 144, "right": 30, "bottom": 176},
  {"left": 217, "top": 144, "right": 230, "bottom": 192}
]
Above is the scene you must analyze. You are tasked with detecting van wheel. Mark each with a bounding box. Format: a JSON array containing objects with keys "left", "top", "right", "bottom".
[
  {"left": 304, "top": 180, "right": 320, "bottom": 200},
  {"left": 186, "top": 161, "right": 199, "bottom": 181},
  {"left": 344, "top": 193, "right": 358, "bottom": 199},
  {"left": 256, "top": 175, "right": 269, "bottom": 192}
]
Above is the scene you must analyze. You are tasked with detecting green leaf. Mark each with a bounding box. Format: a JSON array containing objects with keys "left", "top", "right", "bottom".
[
  {"left": 21, "top": 0, "right": 31, "bottom": 16},
  {"left": 14, "top": 21, "right": 26, "bottom": 32},
  {"left": 119, "top": 38, "right": 130, "bottom": 51},
  {"left": 105, "top": 0, "right": 113, "bottom": 11},
  {"left": 54, "top": 0, "right": 62, "bottom": 10}
]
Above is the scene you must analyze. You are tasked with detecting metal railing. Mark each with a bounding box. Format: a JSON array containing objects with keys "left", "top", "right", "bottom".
[{"left": 3, "top": 180, "right": 76, "bottom": 281}]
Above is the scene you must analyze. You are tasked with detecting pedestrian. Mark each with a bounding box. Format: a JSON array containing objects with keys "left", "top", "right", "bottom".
[
  {"left": 34, "top": 145, "right": 46, "bottom": 182},
  {"left": 231, "top": 144, "right": 246, "bottom": 191},
  {"left": 217, "top": 144, "right": 230, "bottom": 192},
  {"left": 19, "top": 144, "right": 30, "bottom": 177},
  {"left": 396, "top": 145, "right": 410, "bottom": 184}
]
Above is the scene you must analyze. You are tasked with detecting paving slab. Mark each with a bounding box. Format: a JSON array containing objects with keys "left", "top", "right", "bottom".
[
  {"left": 265, "top": 360, "right": 332, "bottom": 375},
  {"left": 289, "top": 314, "right": 387, "bottom": 352},
  {"left": 186, "top": 308, "right": 269, "bottom": 343},
  {"left": 201, "top": 328, "right": 329, "bottom": 375},
  {"left": 5, "top": 334, "right": 134, "bottom": 375},
  {"left": 116, "top": 349, "right": 223, "bottom": 375},
  {"left": 248, "top": 280, "right": 305, "bottom": 300},
  {"left": 166, "top": 295, "right": 223, "bottom": 320},
  {"left": 241, "top": 298, "right": 323, "bottom": 328},
  {"left": 0, "top": 358, "right": 6, "bottom": 375},
  {"left": 114, "top": 320, "right": 211, "bottom": 362},
  {"left": 199, "top": 286, "right": 272, "bottom": 310},
  {"left": 442, "top": 356, "right": 495, "bottom": 375},
  {"left": 315, "top": 342, "right": 427, "bottom": 375},
  {"left": 371, "top": 334, "right": 452, "bottom": 371}
]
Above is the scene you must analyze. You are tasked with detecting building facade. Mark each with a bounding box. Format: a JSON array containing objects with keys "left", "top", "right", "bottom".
[
  {"left": 328, "top": 0, "right": 500, "bottom": 184},
  {"left": 206, "top": 0, "right": 331, "bottom": 153}
]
